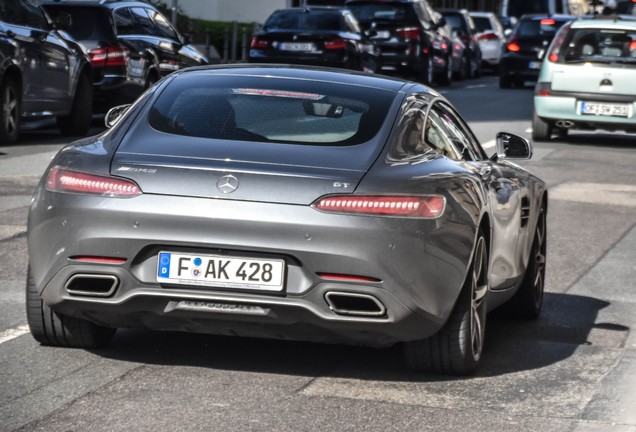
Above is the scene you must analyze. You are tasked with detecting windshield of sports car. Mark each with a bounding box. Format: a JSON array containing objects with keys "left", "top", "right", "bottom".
[
  {"left": 148, "top": 75, "right": 397, "bottom": 145},
  {"left": 563, "top": 28, "right": 636, "bottom": 64}
]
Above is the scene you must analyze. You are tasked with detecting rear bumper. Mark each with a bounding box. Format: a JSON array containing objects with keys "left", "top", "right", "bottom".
[
  {"left": 534, "top": 95, "right": 636, "bottom": 131},
  {"left": 500, "top": 55, "right": 542, "bottom": 78},
  {"left": 28, "top": 190, "right": 476, "bottom": 347}
]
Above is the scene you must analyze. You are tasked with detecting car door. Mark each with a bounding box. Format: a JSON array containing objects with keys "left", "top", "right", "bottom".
[
  {"left": 0, "top": 0, "right": 46, "bottom": 112},
  {"left": 19, "top": 0, "right": 72, "bottom": 111}
]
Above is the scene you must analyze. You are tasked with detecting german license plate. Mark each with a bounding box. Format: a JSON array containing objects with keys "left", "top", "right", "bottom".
[
  {"left": 580, "top": 102, "right": 629, "bottom": 117},
  {"left": 157, "top": 252, "right": 285, "bottom": 292},
  {"left": 279, "top": 42, "right": 315, "bottom": 51},
  {"left": 528, "top": 61, "right": 542, "bottom": 69}
]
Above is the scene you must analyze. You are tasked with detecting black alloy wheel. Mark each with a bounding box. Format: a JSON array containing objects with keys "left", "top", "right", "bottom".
[
  {"left": 0, "top": 78, "right": 20, "bottom": 144},
  {"left": 404, "top": 229, "right": 489, "bottom": 375}
]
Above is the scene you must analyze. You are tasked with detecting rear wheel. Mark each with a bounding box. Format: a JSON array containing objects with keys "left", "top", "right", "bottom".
[
  {"left": 499, "top": 74, "right": 511, "bottom": 89},
  {"left": 532, "top": 110, "right": 552, "bottom": 141},
  {"left": 436, "top": 56, "right": 453, "bottom": 86},
  {"left": 499, "top": 204, "right": 547, "bottom": 318},
  {"left": 404, "top": 229, "right": 488, "bottom": 375},
  {"left": 57, "top": 72, "right": 92, "bottom": 137},
  {"left": 0, "top": 77, "right": 20, "bottom": 144},
  {"left": 26, "top": 267, "right": 115, "bottom": 348}
]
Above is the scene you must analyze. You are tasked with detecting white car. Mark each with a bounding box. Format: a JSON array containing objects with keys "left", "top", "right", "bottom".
[{"left": 470, "top": 11, "right": 506, "bottom": 69}]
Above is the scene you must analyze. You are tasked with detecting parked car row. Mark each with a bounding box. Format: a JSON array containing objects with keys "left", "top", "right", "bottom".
[
  {"left": 0, "top": 0, "right": 208, "bottom": 144},
  {"left": 249, "top": 1, "right": 491, "bottom": 87}
]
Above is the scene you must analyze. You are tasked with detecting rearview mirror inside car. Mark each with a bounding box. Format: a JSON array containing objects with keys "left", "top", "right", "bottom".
[{"left": 303, "top": 101, "right": 344, "bottom": 118}]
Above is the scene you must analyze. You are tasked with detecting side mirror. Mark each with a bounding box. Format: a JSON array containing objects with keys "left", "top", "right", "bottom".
[
  {"left": 495, "top": 132, "right": 532, "bottom": 159},
  {"left": 104, "top": 104, "right": 131, "bottom": 128}
]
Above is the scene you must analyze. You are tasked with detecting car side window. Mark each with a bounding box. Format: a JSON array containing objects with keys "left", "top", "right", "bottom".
[
  {"left": 1, "top": 0, "right": 48, "bottom": 29},
  {"left": 430, "top": 102, "right": 485, "bottom": 161},
  {"left": 149, "top": 9, "right": 179, "bottom": 40},
  {"left": 390, "top": 95, "right": 460, "bottom": 161},
  {"left": 130, "top": 7, "right": 157, "bottom": 36},
  {"left": 114, "top": 8, "right": 136, "bottom": 35}
]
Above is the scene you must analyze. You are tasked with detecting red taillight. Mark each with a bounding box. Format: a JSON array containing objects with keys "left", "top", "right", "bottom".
[
  {"left": 46, "top": 167, "right": 141, "bottom": 197},
  {"left": 397, "top": 27, "right": 420, "bottom": 41},
  {"left": 540, "top": 19, "right": 556, "bottom": 26},
  {"left": 250, "top": 37, "right": 269, "bottom": 49},
  {"left": 507, "top": 40, "right": 521, "bottom": 52},
  {"left": 89, "top": 46, "right": 128, "bottom": 68},
  {"left": 545, "top": 21, "right": 572, "bottom": 63},
  {"left": 535, "top": 82, "right": 552, "bottom": 96},
  {"left": 324, "top": 38, "right": 347, "bottom": 50},
  {"left": 630, "top": 41, "right": 636, "bottom": 51},
  {"left": 479, "top": 32, "right": 499, "bottom": 41},
  {"left": 313, "top": 195, "right": 445, "bottom": 218}
]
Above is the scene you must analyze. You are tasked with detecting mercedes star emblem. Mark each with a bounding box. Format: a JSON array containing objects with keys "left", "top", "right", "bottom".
[{"left": 217, "top": 175, "right": 239, "bottom": 194}]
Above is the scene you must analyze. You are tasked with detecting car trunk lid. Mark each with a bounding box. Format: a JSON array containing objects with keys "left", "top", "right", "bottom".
[{"left": 111, "top": 129, "right": 381, "bottom": 205}]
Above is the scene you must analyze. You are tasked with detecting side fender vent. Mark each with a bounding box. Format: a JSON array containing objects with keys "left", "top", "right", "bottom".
[{"left": 520, "top": 197, "right": 530, "bottom": 227}]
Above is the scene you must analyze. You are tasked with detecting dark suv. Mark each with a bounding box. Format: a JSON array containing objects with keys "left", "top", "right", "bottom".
[
  {"left": 499, "top": 14, "right": 573, "bottom": 88},
  {"left": 345, "top": 0, "right": 453, "bottom": 85},
  {"left": 0, "top": 0, "right": 93, "bottom": 143},
  {"left": 41, "top": 0, "right": 208, "bottom": 113}
]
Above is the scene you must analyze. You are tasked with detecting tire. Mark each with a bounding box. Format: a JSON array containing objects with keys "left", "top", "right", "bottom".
[
  {"left": 532, "top": 110, "right": 552, "bottom": 141},
  {"left": 0, "top": 77, "right": 20, "bottom": 144},
  {"left": 499, "top": 203, "right": 547, "bottom": 319},
  {"left": 57, "top": 72, "right": 92, "bottom": 137},
  {"left": 424, "top": 55, "right": 434, "bottom": 85},
  {"left": 26, "top": 267, "right": 115, "bottom": 348},
  {"left": 499, "top": 74, "right": 511, "bottom": 89},
  {"left": 436, "top": 57, "right": 453, "bottom": 86},
  {"left": 404, "top": 229, "right": 488, "bottom": 375}
]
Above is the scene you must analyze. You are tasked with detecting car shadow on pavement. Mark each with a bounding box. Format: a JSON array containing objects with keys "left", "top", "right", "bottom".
[
  {"left": 554, "top": 132, "right": 636, "bottom": 149},
  {"left": 89, "top": 292, "right": 628, "bottom": 381}
]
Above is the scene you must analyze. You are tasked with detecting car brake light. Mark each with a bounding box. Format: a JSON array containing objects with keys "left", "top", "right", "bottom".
[
  {"left": 324, "top": 38, "right": 347, "bottom": 50},
  {"left": 70, "top": 256, "right": 127, "bottom": 264},
  {"left": 89, "top": 46, "right": 129, "bottom": 68},
  {"left": 313, "top": 195, "right": 445, "bottom": 218},
  {"left": 506, "top": 40, "right": 521, "bottom": 52},
  {"left": 478, "top": 32, "right": 499, "bottom": 41},
  {"left": 397, "top": 27, "right": 420, "bottom": 41},
  {"left": 46, "top": 167, "right": 141, "bottom": 197},
  {"left": 317, "top": 273, "right": 381, "bottom": 282},
  {"left": 540, "top": 19, "right": 556, "bottom": 25},
  {"left": 545, "top": 21, "right": 572, "bottom": 63},
  {"left": 535, "top": 82, "right": 551, "bottom": 96},
  {"left": 250, "top": 37, "right": 269, "bottom": 49}
]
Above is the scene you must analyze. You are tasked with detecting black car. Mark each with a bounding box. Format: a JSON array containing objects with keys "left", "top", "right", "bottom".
[
  {"left": 0, "top": 0, "right": 92, "bottom": 143},
  {"left": 41, "top": 0, "right": 208, "bottom": 113},
  {"left": 438, "top": 8, "right": 483, "bottom": 79},
  {"left": 499, "top": 14, "right": 573, "bottom": 88},
  {"left": 249, "top": 7, "right": 379, "bottom": 73},
  {"left": 345, "top": 0, "right": 453, "bottom": 85}
]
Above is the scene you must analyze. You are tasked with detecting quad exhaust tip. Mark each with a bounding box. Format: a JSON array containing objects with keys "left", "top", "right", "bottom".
[
  {"left": 65, "top": 274, "right": 119, "bottom": 297},
  {"left": 324, "top": 291, "right": 386, "bottom": 317}
]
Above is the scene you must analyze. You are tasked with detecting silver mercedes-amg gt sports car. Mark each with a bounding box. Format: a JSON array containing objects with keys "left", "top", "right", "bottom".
[{"left": 27, "top": 65, "right": 547, "bottom": 375}]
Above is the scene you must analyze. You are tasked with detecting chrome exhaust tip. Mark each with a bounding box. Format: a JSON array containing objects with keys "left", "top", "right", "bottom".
[
  {"left": 556, "top": 120, "right": 574, "bottom": 128},
  {"left": 65, "top": 274, "right": 119, "bottom": 297},
  {"left": 324, "top": 291, "right": 386, "bottom": 317}
]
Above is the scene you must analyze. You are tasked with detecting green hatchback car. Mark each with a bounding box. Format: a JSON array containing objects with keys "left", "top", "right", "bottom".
[{"left": 533, "top": 15, "right": 636, "bottom": 141}]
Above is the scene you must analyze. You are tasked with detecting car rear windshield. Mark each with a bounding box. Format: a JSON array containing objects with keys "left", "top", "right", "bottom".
[
  {"left": 563, "top": 28, "right": 636, "bottom": 62},
  {"left": 345, "top": 3, "right": 418, "bottom": 25},
  {"left": 264, "top": 11, "right": 342, "bottom": 31},
  {"left": 516, "top": 18, "right": 569, "bottom": 39},
  {"left": 148, "top": 74, "right": 397, "bottom": 146},
  {"left": 43, "top": 6, "right": 112, "bottom": 42},
  {"left": 472, "top": 16, "right": 493, "bottom": 33}
]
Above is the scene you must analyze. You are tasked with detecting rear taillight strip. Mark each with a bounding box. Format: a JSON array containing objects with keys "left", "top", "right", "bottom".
[
  {"left": 313, "top": 195, "right": 445, "bottom": 218},
  {"left": 46, "top": 167, "right": 141, "bottom": 197}
]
